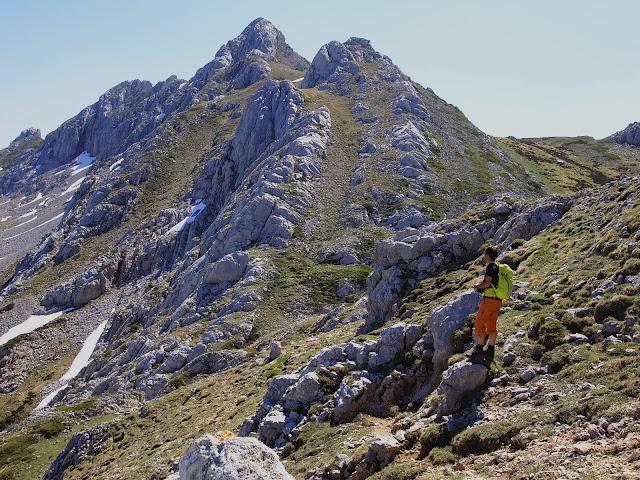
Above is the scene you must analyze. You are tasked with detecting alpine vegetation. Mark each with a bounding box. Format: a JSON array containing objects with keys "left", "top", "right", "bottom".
[{"left": 0, "top": 17, "right": 639, "bottom": 480}]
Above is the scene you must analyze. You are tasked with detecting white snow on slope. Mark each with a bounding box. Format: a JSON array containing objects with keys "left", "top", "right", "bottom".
[
  {"left": 0, "top": 308, "right": 73, "bottom": 346},
  {"left": 20, "top": 192, "right": 43, "bottom": 207},
  {"left": 2, "top": 213, "right": 64, "bottom": 240},
  {"left": 35, "top": 320, "right": 107, "bottom": 410},
  {"left": 109, "top": 158, "right": 124, "bottom": 172},
  {"left": 61, "top": 177, "right": 86, "bottom": 195},
  {"left": 167, "top": 200, "right": 206, "bottom": 234},
  {"left": 70, "top": 152, "right": 96, "bottom": 175},
  {"left": 7, "top": 215, "right": 38, "bottom": 231},
  {"left": 19, "top": 208, "right": 37, "bottom": 219}
]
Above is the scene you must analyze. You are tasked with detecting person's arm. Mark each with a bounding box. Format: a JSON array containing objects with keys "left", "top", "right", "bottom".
[{"left": 474, "top": 275, "right": 493, "bottom": 292}]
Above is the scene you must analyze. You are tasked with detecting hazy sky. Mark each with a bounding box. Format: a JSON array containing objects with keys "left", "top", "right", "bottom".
[{"left": 1, "top": 0, "right": 638, "bottom": 146}]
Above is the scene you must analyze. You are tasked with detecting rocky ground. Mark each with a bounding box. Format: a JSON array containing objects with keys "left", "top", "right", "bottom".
[{"left": 0, "top": 17, "right": 639, "bottom": 480}]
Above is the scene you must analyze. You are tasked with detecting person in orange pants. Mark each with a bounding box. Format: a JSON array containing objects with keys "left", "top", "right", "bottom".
[{"left": 469, "top": 246, "right": 502, "bottom": 365}]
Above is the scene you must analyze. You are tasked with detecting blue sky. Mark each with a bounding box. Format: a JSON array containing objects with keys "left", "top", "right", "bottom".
[{"left": 1, "top": 0, "right": 638, "bottom": 146}]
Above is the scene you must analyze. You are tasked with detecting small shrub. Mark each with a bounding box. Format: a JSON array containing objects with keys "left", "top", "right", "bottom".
[
  {"left": 451, "top": 418, "right": 529, "bottom": 454},
  {"left": 428, "top": 446, "right": 456, "bottom": 465},
  {"left": 267, "top": 354, "right": 290, "bottom": 378},
  {"left": 169, "top": 371, "right": 194, "bottom": 389},
  {"left": 540, "top": 344, "right": 577, "bottom": 373},
  {"left": 316, "top": 369, "right": 342, "bottom": 395},
  {"left": 594, "top": 295, "right": 634, "bottom": 322},
  {"left": 30, "top": 417, "right": 64, "bottom": 438},
  {"left": 0, "top": 302, "right": 14, "bottom": 313},
  {"left": 561, "top": 312, "right": 594, "bottom": 334},
  {"left": 0, "top": 433, "right": 36, "bottom": 468},
  {"left": 538, "top": 320, "right": 568, "bottom": 350},
  {"left": 419, "top": 423, "right": 450, "bottom": 457},
  {"left": 618, "top": 258, "right": 640, "bottom": 276}
]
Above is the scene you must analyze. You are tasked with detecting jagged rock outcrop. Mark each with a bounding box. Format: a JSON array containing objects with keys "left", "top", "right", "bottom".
[
  {"left": 610, "top": 122, "right": 640, "bottom": 147},
  {"left": 37, "top": 77, "right": 189, "bottom": 172},
  {"left": 365, "top": 197, "right": 571, "bottom": 331},
  {"left": 43, "top": 424, "right": 113, "bottom": 480},
  {"left": 192, "top": 17, "right": 308, "bottom": 92},
  {"left": 7, "top": 127, "right": 41, "bottom": 146},
  {"left": 41, "top": 260, "right": 116, "bottom": 309},
  {"left": 176, "top": 433, "right": 294, "bottom": 480},
  {"left": 301, "top": 41, "right": 361, "bottom": 93},
  {"left": 242, "top": 322, "right": 424, "bottom": 446}
]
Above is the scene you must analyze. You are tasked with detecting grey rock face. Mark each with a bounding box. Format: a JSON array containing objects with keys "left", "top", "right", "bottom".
[
  {"left": 43, "top": 424, "right": 112, "bottom": 480},
  {"left": 178, "top": 434, "right": 294, "bottom": 480},
  {"left": 301, "top": 41, "right": 360, "bottom": 93},
  {"left": 429, "top": 361, "right": 487, "bottom": 417},
  {"left": 182, "top": 350, "right": 249, "bottom": 375},
  {"left": 611, "top": 122, "right": 640, "bottom": 147},
  {"left": 365, "top": 197, "right": 571, "bottom": 330},
  {"left": 41, "top": 261, "right": 115, "bottom": 309},
  {"left": 205, "top": 252, "right": 251, "bottom": 285},
  {"left": 37, "top": 77, "right": 186, "bottom": 171},
  {"left": 424, "top": 291, "right": 481, "bottom": 372},
  {"left": 193, "top": 18, "right": 308, "bottom": 91}
]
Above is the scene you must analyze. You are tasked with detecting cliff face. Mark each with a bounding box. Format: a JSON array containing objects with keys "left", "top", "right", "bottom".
[{"left": 0, "top": 17, "right": 639, "bottom": 480}]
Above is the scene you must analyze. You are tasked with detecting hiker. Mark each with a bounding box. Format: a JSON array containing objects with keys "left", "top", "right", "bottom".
[{"left": 469, "top": 246, "right": 512, "bottom": 365}]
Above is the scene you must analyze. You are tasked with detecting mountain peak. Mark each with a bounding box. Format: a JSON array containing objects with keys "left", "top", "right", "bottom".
[
  {"left": 212, "top": 17, "right": 308, "bottom": 71},
  {"left": 11, "top": 127, "right": 41, "bottom": 146},
  {"left": 611, "top": 121, "right": 640, "bottom": 147}
]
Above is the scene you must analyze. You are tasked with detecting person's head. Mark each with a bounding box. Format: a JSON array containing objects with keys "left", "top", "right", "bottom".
[{"left": 483, "top": 246, "right": 498, "bottom": 264}]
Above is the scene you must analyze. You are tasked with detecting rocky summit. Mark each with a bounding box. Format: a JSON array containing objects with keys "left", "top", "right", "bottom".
[{"left": 1, "top": 17, "right": 639, "bottom": 480}]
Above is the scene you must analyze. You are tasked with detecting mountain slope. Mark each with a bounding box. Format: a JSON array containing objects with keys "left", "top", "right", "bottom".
[{"left": 0, "top": 17, "right": 639, "bottom": 480}]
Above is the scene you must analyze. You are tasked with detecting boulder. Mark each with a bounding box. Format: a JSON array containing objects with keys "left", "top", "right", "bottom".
[
  {"left": 205, "top": 252, "right": 251, "bottom": 285},
  {"left": 428, "top": 291, "right": 481, "bottom": 371},
  {"left": 42, "top": 266, "right": 110, "bottom": 309},
  {"left": 281, "top": 372, "right": 324, "bottom": 411},
  {"left": 432, "top": 361, "right": 487, "bottom": 416},
  {"left": 258, "top": 407, "right": 287, "bottom": 446},
  {"left": 182, "top": 350, "right": 249, "bottom": 375},
  {"left": 267, "top": 340, "right": 282, "bottom": 362},
  {"left": 178, "top": 433, "right": 293, "bottom": 480}
]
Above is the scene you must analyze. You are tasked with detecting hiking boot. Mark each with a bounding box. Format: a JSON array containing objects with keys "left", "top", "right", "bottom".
[
  {"left": 468, "top": 345, "right": 484, "bottom": 364},
  {"left": 483, "top": 345, "right": 495, "bottom": 366}
]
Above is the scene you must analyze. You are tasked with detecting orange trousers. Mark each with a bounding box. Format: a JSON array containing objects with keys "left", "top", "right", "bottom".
[{"left": 475, "top": 297, "right": 502, "bottom": 339}]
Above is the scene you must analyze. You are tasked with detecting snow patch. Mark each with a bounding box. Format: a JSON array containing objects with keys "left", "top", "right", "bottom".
[
  {"left": 20, "top": 192, "right": 43, "bottom": 207},
  {"left": 7, "top": 215, "right": 38, "bottom": 231},
  {"left": 35, "top": 320, "right": 107, "bottom": 410},
  {"left": 3, "top": 213, "right": 64, "bottom": 240},
  {"left": 0, "top": 308, "right": 73, "bottom": 346},
  {"left": 167, "top": 200, "right": 206, "bottom": 234},
  {"left": 19, "top": 208, "right": 37, "bottom": 219},
  {"left": 156, "top": 109, "right": 166, "bottom": 122},
  {"left": 109, "top": 158, "right": 124, "bottom": 172},
  {"left": 61, "top": 177, "right": 86, "bottom": 195},
  {"left": 70, "top": 152, "right": 95, "bottom": 176}
]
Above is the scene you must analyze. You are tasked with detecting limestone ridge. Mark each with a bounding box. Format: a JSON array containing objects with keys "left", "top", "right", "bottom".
[
  {"left": 610, "top": 121, "right": 640, "bottom": 147},
  {"left": 1, "top": 19, "right": 313, "bottom": 294},
  {"left": 0, "top": 18, "right": 307, "bottom": 193},
  {"left": 1, "top": 17, "right": 640, "bottom": 480},
  {"left": 29, "top": 79, "right": 332, "bottom": 402}
]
